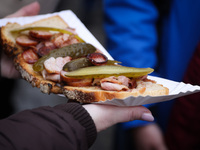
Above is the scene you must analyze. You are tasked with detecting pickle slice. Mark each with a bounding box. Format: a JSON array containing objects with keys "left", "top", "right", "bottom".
[
  {"left": 63, "top": 57, "right": 93, "bottom": 71},
  {"left": 64, "top": 65, "right": 154, "bottom": 78},
  {"left": 33, "top": 43, "right": 96, "bottom": 72},
  {"left": 11, "top": 26, "right": 84, "bottom": 42}
]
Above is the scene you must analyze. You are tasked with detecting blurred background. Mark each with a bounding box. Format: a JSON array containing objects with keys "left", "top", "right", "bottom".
[{"left": 0, "top": 0, "right": 114, "bottom": 150}]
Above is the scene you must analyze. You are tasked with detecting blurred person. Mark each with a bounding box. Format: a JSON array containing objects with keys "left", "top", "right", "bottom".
[
  {"left": 165, "top": 43, "right": 200, "bottom": 150},
  {"left": 103, "top": 0, "right": 200, "bottom": 149}
]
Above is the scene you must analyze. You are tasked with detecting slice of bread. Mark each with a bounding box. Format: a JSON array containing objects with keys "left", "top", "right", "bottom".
[
  {"left": 1, "top": 15, "right": 169, "bottom": 102},
  {"left": 1, "top": 16, "right": 69, "bottom": 94},
  {"left": 62, "top": 81, "right": 169, "bottom": 103},
  {"left": 1, "top": 15, "right": 69, "bottom": 56}
]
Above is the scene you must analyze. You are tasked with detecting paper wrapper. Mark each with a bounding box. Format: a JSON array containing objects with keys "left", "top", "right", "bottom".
[
  {"left": 94, "top": 76, "right": 200, "bottom": 106},
  {"left": 1, "top": 10, "right": 200, "bottom": 106}
]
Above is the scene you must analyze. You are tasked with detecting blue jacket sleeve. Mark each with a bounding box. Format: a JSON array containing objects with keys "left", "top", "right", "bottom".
[
  {"left": 104, "top": 0, "right": 158, "bottom": 68},
  {"left": 103, "top": 0, "right": 158, "bottom": 129}
]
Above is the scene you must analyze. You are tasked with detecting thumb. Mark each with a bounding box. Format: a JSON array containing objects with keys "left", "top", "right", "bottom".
[
  {"left": 5, "top": 1, "right": 40, "bottom": 18},
  {"left": 83, "top": 104, "right": 154, "bottom": 132},
  {"left": 113, "top": 105, "right": 154, "bottom": 123}
]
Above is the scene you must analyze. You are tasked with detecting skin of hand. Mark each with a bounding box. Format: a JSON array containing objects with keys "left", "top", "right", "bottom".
[
  {"left": 1, "top": 1, "right": 40, "bottom": 78},
  {"left": 83, "top": 104, "right": 154, "bottom": 132},
  {"left": 132, "top": 123, "right": 168, "bottom": 150}
]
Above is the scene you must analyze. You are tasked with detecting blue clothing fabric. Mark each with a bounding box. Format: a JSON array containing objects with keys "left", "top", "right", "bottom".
[{"left": 103, "top": 0, "right": 200, "bottom": 130}]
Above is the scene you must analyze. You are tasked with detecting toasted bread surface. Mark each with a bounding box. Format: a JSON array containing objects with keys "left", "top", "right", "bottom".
[
  {"left": 1, "top": 15, "right": 69, "bottom": 56},
  {"left": 62, "top": 81, "right": 169, "bottom": 103}
]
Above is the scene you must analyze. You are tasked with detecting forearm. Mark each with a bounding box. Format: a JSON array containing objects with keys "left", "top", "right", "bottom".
[{"left": 0, "top": 103, "right": 97, "bottom": 150}]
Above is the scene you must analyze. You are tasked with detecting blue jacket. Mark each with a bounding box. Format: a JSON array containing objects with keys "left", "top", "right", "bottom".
[{"left": 104, "top": 0, "right": 200, "bottom": 130}]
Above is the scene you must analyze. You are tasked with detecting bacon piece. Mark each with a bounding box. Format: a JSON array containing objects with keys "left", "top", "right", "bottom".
[
  {"left": 29, "top": 30, "right": 53, "bottom": 40},
  {"left": 101, "top": 82, "right": 129, "bottom": 91},
  {"left": 100, "top": 76, "right": 130, "bottom": 91},
  {"left": 44, "top": 56, "right": 71, "bottom": 74},
  {"left": 22, "top": 49, "right": 39, "bottom": 64},
  {"left": 117, "top": 76, "right": 130, "bottom": 87},
  {"left": 41, "top": 70, "right": 60, "bottom": 82},
  {"left": 52, "top": 33, "right": 79, "bottom": 48},
  {"left": 44, "top": 41, "right": 56, "bottom": 48},
  {"left": 60, "top": 71, "right": 92, "bottom": 86},
  {"left": 16, "top": 35, "right": 38, "bottom": 47},
  {"left": 100, "top": 76, "right": 120, "bottom": 84},
  {"left": 53, "top": 34, "right": 69, "bottom": 48},
  {"left": 101, "top": 76, "right": 130, "bottom": 86}
]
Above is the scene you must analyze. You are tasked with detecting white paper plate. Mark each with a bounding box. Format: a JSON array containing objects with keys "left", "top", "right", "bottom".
[{"left": 95, "top": 75, "right": 200, "bottom": 106}]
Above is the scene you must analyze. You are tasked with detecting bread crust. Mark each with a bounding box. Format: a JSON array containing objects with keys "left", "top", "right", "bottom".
[
  {"left": 14, "top": 53, "right": 62, "bottom": 94},
  {"left": 62, "top": 81, "right": 169, "bottom": 103},
  {"left": 1, "top": 23, "right": 22, "bottom": 56}
]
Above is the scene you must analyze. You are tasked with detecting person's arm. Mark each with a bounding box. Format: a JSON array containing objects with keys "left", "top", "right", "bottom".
[
  {"left": 0, "top": 103, "right": 154, "bottom": 150},
  {"left": 0, "top": 103, "right": 95, "bottom": 150}
]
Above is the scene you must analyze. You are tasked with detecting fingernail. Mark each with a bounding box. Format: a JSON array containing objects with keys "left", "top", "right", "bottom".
[{"left": 141, "top": 113, "right": 154, "bottom": 122}]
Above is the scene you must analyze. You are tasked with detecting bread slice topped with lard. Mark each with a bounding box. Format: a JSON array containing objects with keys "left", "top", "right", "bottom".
[{"left": 0, "top": 15, "right": 169, "bottom": 103}]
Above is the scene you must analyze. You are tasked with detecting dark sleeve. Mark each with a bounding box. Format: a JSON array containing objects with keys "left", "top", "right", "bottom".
[{"left": 0, "top": 103, "right": 97, "bottom": 150}]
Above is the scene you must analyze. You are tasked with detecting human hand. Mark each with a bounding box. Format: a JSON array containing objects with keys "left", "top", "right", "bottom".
[
  {"left": 132, "top": 123, "right": 168, "bottom": 150},
  {"left": 1, "top": 2, "right": 40, "bottom": 78},
  {"left": 5, "top": 1, "right": 40, "bottom": 18},
  {"left": 83, "top": 104, "right": 154, "bottom": 132}
]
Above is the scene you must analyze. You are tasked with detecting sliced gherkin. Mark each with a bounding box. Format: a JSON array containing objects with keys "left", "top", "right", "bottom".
[
  {"left": 63, "top": 57, "right": 93, "bottom": 71},
  {"left": 63, "top": 58, "right": 121, "bottom": 72},
  {"left": 33, "top": 43, "right": 96, "bottom": 72},
  {"left": 64, "top": 65, "right": 154, "bottom": 78},
  {"left": 10, "top": 26, "right": 84, "bottom": 42}
]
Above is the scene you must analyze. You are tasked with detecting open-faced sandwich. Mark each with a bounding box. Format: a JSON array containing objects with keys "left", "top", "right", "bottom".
[{"left": 0, "top": 15, "right": 169, "bottom": 103}]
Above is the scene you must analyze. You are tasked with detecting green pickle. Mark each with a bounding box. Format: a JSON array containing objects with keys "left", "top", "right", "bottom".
[
  {"left": 64, "top": 65, "right": 154, "bottom": 78},
  {"left": 63, "top": 58, "right": 121, "bottom": 71},
  {"left": 11, "top": 26, "right": 84, "bottom": 42},
  {"left": 63, "top": 57, "right": 93, "bottom": 71},
  {"left": 33, "top": 43, "right": 96, "bottom": 72}
]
